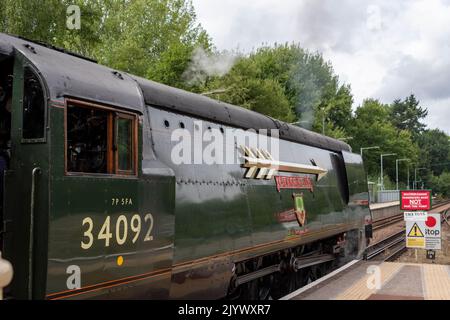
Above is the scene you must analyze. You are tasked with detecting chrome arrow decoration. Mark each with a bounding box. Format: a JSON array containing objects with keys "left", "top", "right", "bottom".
[{"left": 240, "top": 146, "right": 328, "bottom": 180}]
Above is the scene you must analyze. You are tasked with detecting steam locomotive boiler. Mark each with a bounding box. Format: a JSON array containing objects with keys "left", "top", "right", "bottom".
[{"left": 0, "top": 33, "right": 372, "bottom": 300}]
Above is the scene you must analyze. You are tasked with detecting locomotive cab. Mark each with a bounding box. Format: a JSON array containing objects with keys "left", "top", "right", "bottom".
[
  {"left": 0, "top": 53, "right": 13, "bottom": 247},
  {"left": 0, "top": 48, "right": 49, "bottom": 299}
]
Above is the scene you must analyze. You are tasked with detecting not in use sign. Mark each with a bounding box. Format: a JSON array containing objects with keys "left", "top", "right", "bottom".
[
  {"left": 406, "top": 213, "right": 441, "bottom": 250},
  {"left": 401, "top": 190, "right": 431, "bottom": 211}
]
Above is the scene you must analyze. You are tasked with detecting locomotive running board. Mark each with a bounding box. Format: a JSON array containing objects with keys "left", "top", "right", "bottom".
[
  {"left": 234, "top": 254, "right": 336, "bottom": 287},
  {"left": 279, "top": 259, "right": 361, "bottom": 300},
  {"left": 241, "top": 146, "right": 328, "bottom": 180}
]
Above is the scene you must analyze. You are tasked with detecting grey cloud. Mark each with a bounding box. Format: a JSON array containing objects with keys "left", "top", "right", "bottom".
[
  {"left": 293, "top": 0, "right": 409, "bottom": 53},
  {"left": 192, "top": 0, "right": 450, "bottom": 133},
  {"left": 425, "top": 100, "right": 450, "bottom": 133},
  {"left": 377, "top": 55, "right": 450, "bottom": 102}
]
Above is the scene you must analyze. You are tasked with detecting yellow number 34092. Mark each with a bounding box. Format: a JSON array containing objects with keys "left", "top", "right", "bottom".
[{"left": 81, "top": 213, "right": 154, "bottom": 250}]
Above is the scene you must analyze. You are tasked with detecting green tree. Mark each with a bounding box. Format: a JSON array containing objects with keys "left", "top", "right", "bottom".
[
  {"left": 205, "top": 58, "right": 295, "bottom": 122},
  {"left": 350, "top": 99, "right": 420, "bottom": 183},
  {"left": 390, "top": 94, "right": 428, "bottom": 139},
  {"left": 429, "top": 172, "right": 450, "bottom": 197},
  {"left": 98, "top": 0, "right": 211, "bottom": 84},
  {"left": 0, "top": 0, "right": 211, "bottom": 87},
  {"left": 417, "top": 129, "right": 450, "bottom": 176},
  {"left": 203, "top": 44, "right": 353, "bottom": 130},
  {"left": 0, "top": 0, "right": 104, "bottom": 57}
]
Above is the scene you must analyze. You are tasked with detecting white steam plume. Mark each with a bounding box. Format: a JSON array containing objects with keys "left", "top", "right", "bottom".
[{"left": 183, "top": 47, "right": 237, "bottom": 86}]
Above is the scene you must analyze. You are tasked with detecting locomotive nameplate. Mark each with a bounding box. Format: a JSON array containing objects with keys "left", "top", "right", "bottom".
[{"left": 274, "top": 176, "right": 314, "bottom": 193}]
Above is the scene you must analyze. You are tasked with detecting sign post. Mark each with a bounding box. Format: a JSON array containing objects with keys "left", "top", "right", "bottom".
[{"left": 401, "top": 190, "right": 441, "bottom": 253}]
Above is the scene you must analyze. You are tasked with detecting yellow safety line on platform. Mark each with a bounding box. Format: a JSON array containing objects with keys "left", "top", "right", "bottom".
[
  {"left": 422, "top": 264, "right": 450, "bottom": 300},
  {"left": 334, "top": 262, "right": 403, "bottom": 300}
]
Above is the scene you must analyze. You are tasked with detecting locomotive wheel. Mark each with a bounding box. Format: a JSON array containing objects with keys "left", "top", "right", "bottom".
[
  {"left": 305, "top": 264, "right": 326, "bottom": 284},
  {"left": 270, "top": 266, "right": 308, "bottom": 299}
]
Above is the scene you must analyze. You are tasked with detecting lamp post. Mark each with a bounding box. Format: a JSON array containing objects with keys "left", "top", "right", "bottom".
[
  {"left": 407, "top": 165, "right": 410, "bottom": 190},
  {"left": 414, "top": 167, "right": 426, "bottom": 190},
  {"left": 396, "top": 158, "right": 410, "bottom": 190},
  {"left": 360, "top": 146, "right": 380, "bottom": 157},
  {"left": 322, "top": 115, "right": 326, "bottom": 135},
  {"left": 381, "top": 153, "right": 397, "bottom": 190}
]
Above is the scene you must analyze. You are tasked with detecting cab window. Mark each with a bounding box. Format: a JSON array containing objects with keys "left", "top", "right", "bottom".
[
  {"left": 66, "top": 101, "right": 137, "bottom": 175},
  {"left": 116, "top": 115, "right": 134, "bottom": 173},
  {"left": 22, "top": 67, "right": 46, "bottom": 140}
]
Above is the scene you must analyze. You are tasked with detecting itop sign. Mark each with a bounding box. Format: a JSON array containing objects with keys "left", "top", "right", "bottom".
[
  {"left": 424, "top": 213, "right": 441, "bottom": 250},
  {"left": 405, "top": 214, "right": 441, "bottom": 250}
]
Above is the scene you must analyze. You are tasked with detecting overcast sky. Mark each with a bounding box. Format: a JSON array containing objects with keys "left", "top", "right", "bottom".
[{"left": 192, "top": 0, "right": 450, "bottom": 134}]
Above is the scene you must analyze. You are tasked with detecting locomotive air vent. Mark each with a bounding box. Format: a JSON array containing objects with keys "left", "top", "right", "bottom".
[
  {"left": 23, "top": 43, "right": 37, "bottom": 54},
  {"left": 112, "top": 70, "right": 124, "bottom": 80}
]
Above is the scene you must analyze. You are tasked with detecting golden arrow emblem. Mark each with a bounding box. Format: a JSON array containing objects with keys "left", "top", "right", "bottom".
[{"left": 240, "top": 146, "right": 328, "bottom": 180}]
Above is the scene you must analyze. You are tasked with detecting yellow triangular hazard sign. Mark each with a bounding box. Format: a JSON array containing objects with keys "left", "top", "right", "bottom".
[{"left": 407, "top": 223, "right": 424, "bottom": 237}]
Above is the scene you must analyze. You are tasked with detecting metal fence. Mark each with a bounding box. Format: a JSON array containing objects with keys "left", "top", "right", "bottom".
[{"left": 377, "top": 190, "right": 400, "bottom": 203}]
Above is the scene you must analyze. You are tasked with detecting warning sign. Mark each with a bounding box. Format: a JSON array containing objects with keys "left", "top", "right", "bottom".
[
  {"left": 401, "top": 190, "right": 432, "bottom": 211},
  {"left": 407, "top": 237, "right": 425, "bottom": 248},
  {"left": 406, "top": 220, "right": 426, "bottom": 248},
  {"left": 407, "top": 222, "right": 425, "bottom": 237},
  {"left": 405, "top": 214, "right": 442, "bottom": 250}
]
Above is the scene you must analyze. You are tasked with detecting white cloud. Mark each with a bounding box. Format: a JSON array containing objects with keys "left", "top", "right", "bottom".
[{"left": 192, "top": 0, "right": 450, "bottom": 133}]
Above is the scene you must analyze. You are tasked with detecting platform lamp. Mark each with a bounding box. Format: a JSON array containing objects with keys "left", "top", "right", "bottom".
[
  {"left": 360, "top": 146, "right": 380, "bottom": 157},
  {"left": 380, "top": 153, "right": 397, "bottom": 190},
  {"left": 395, "top": 158, "right": 410, "bottom": 191},
  {"left": 414, "top": 167, "right": 426, "bottom": 190}
]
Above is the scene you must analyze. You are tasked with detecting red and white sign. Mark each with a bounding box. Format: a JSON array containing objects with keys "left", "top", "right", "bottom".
[
  {"left": 425, "top": 213, "right": 441, "bottom": 250},
  {"left": 400, "top": 190, "right": 431, "bottom": 211}
]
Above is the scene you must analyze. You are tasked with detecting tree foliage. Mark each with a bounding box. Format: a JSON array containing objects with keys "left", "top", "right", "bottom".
[
  {"left": 417, "top": 129, "right": 450, "bottom": 176},
  {"left": 350, "top": 99, "right": 420, "bottom": 182},
  {"left": 0, "top": 0, "right": 211, "bottom": 86},
  {"left": 202, "top": 44, "right": 353, "bottom": 127},
  {"left": 1, "top": 1, "right": 448, "bottom": 193},
  {"left": 390, "top": 94, "right": 428, "bottom": 138}
]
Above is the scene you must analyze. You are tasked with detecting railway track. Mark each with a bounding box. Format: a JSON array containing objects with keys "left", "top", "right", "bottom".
[{"left": 366, "top": 199, "right": 450, "bottom": 261}]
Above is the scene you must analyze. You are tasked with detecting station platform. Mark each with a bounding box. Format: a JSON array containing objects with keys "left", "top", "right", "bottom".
[
  {"left": 282, "top": 260, "right": 450, "bottom": 300},
  {"left": 369, "top": 201, "right": 399, "bottom": 211}
]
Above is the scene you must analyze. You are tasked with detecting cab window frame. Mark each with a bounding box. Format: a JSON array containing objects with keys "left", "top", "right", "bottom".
[
  {"left": 64, "top": 98, "right": 138, "bottom": 177},
  {"left": 20, "top": 63, "right": 48, "bottom": 144},
  {"left": 115, "top": 112, "right": 136, "bottom": 175}
]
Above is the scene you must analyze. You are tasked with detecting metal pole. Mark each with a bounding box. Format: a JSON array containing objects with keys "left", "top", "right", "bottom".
[
  {"left": 381, "top": 154, "right": 383, "bottom": 191},
  {"left": 396, "top": 159, "right": 410, "bottom": 191},
  {"left": 414, "top": 168, "right": 416, "bottom": 190},
  {"left": 380, "top": 153, "right": 397, "bottom": 191},
  {"left": 360, "top": 146, "right": 380, "bottom": 157},
  {"left": 396, "top": 159, "right": 399, "bottom": 191},
  {"left": 322, "top": 116, "right": 325, "bottom": 135},
  {"left": 407, "top": 166, "right": 410, "bottom": 190}
]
